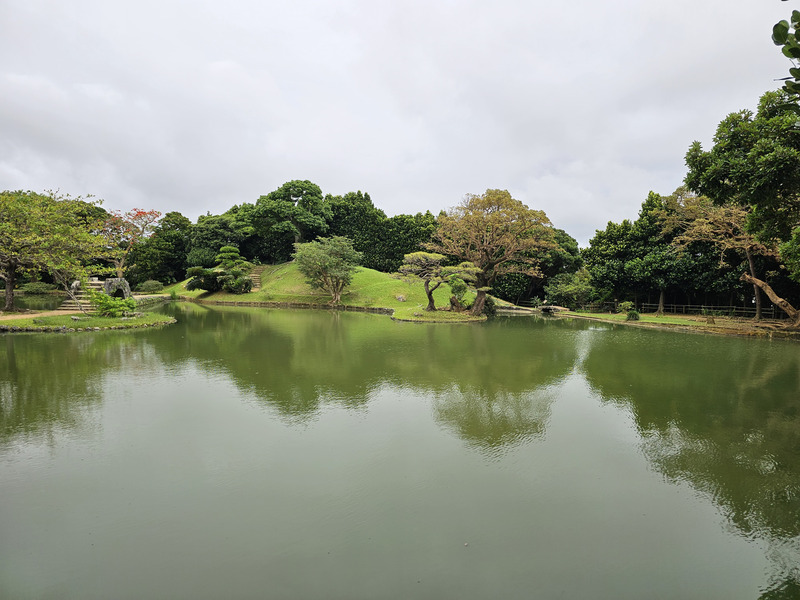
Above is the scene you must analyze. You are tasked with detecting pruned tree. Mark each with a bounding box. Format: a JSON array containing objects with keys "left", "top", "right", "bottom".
[
  {"left": 427, "top": 189, "right": 555, "bottom": 315},
  {"left": 399, "top": 252, "right": 479, "bottom": 311},
  {"left": 293, "top": 236, "right": 362, "bottom": 305}
]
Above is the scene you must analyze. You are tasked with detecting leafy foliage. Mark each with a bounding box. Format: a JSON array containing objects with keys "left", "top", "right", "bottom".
[
  {"left": 544, "top": 268, "right": 596, "bottom": 309},
  {"left": 99, "top": 208, "right": 161, "bottom": 278},
  {"left": 254, "top": 180, "right": 331, "bottom": 263},
  {"left": 89, "top": 291, "right": 137, "bottom": 317},
  {"left": 1, "top": 190, "right": 105, "bottom": 311},
  {"left": 19, "top": 282, "right": 57, "bottom": 294},
  {"left": 293, "top": 236, "right": 362, "bottom": 304},
  {"left": 399, "top": 252, "right": 479, "bottom": 311},
  {"left": 186, "top": 245, "right": 253, "bottom": 294},
  {"left": 128, "top": 211, "right": 192, "bottom": 284},
  {"left": 427, "top": 189, "right": 555, "bottom": 315},
  {"left": 135, "top": 280, "right": 164, "bottom": 294}
]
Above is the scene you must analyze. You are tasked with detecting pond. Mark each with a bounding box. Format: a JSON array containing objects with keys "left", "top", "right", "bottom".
[{"left": 1, "top": 304, "right": 798, "bottom": 599}]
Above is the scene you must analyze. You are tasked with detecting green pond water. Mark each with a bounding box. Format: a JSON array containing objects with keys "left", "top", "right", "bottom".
[{"left": 1, "top": 304, "right": 798, "bottom": 599}]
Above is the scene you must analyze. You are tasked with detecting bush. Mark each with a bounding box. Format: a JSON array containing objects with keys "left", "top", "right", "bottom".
[
  {"left": 222, "top": 275, "right": 253, "bottom": 294},
  {"left": 135, "top": 280, "right": 164, "bottom": 294},
  {"left": 626, "top": 309, "right": 640, "bottom": 321},
  {"left": 89, "top": 291, "right": 137, "bottom": 317},
  {"left": 618, "top": 301, "right": 635, "bottom": 313},
  {"left": 20, "top": 282, "right": 57, "bottom": 294}
]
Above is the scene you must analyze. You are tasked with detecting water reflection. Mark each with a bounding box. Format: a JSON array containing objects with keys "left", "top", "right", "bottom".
[
  {"left": 150, "top": 306, "right": 580, "bottom": 453},
  {"left": 0, "top": 332, "right": 150, "bottom": 449},
  {"left": 581, "top": 328, "right": 800, "bottom": 598}
]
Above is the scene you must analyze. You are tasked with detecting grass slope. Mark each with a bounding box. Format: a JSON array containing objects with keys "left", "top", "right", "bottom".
[{"left": 163, "top": 262, "right": 485, "bottom": 322}]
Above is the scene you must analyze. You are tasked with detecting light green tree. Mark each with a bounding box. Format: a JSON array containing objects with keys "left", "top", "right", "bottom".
[
  {"left": 1, "top": 190, "right": 104, "bottom": 311},
  {"left": 293, "top": 236, "right": 362, "bottom": 305}
]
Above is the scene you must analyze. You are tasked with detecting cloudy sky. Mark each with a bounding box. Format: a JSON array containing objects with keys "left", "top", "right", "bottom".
[{"left": 0, "top": 0, "right": 792, "bottom": 245}]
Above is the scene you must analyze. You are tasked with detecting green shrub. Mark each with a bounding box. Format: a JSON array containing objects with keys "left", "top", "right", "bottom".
[
  {"left": 626, "top": 309, "right": 640, "bottom": 321},
  {"left": 20, "top": 282, "right": 57, "bottom": 294},
  {"left": 136, "top": 280, "right": 164, "bottom": 294},
  {"left": 89, "top": 291, "right": 137, "bottom": 317},
  {"left": 618, "top": 301, "right": 634, "bottom": 313},
  {"left": 222, "top": 275, "right": 253, "bottom": 294}
]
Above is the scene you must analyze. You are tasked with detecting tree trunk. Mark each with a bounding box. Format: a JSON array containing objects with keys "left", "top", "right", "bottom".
[
  {"left": 656, "top": 289, "right": 665, "bottom": 316},
  {"left": 424, "top": 281, "right": 438, "bottom": 311},
  {"left": 740, "top": 273, "right": 800, "bottom": 328},
  {"left": 745, "top": 247, "right": 762, "bottom": 321},
  {"left": 3, "top": 271, "right": 15, "bottom": 311},
  {"left": 471, "top": 290, "right": 487, "bottom": 316}
]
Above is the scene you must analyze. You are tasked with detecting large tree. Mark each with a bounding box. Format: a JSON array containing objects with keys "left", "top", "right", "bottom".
[
  {"left": 0, "top": 190, "right": 104, "bottom": 311},
  {"left": 427, "top": 189, "right": 555, "bottom": 315},
  {"left": 685, "top": 90, "right": 800, "bottom": 327},
  {"left": 254, "top": 180, "right": 331, "bottom": 263}
]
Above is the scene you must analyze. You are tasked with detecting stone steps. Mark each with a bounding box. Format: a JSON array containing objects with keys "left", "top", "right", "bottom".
[
  {"left": 57, "top": 280, "right": 104, "bottom": 311},
  {"left": 249, "top": 265, "right": 267, "bottom": 291}
]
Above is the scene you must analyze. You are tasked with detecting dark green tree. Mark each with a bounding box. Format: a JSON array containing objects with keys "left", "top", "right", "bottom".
[
  {"left": 370, "top": 212, "right": 438, "bottom": 273},
  {"left": 254, "top": 180, "right": 331, "bottom": 263},
  {"left": 324, "top": 191, "right": 387, "bottom": 270},
  {"left": 128, "top": 211, "right": 192, "bottom": 285},
  {"left": 685, "top": 90, "right": 800, "bottom": 326}
]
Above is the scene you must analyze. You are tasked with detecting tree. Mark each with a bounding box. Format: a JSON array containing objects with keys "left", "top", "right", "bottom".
[
  {"left": 127, "top": 211, "right": 192, "bottom": 285},
  {"left": 292, "top": 236, "right": 361, "bottom": 305},
  {"left": 427, "top": 190, "right": 555, "bottom": 315},
  {"left": 685, "top": 90, "right": 800, "bottom": 327},
  {"left": 493, "top": 228, "right": 583, "bottom": 305},
  {"left": 664, "top": 190, "right": 781, "bottom": 320},
  {"left": 186, "top": 245, "right": 253, "bottom": 294},
  {"left": 99, "top": 208, "right": 161, "bottom": 278},
  {"left": 324, "top": 191, "right": 387, "bottom": 269},
  {"left": 1, "top": 190, "right": 104, "bottom": 311},
  {"left": 772, "top": 10, "right": 800, "bottom": 98},
  {"left": 544, "top": 268, "right": 596, "bottom": 309},
  {"left": 399, "top": 252, "right": 479, "bottom": 311},
  {"left": 187, "top": 211, "right": 255, "bottom": 268},
  {"left": 370, "top": 212, "right": 438, "bottom": 272},
  {"left": 254, "top": 180, "right": 331, "bottom": 263}
]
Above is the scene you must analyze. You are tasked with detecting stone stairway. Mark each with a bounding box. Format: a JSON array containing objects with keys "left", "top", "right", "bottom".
[
  {"left": 58, "top": 279, "right": 104, "bottom": 311},
  {"left": 249, "top": 265, "right": 267, "bottom": 291}
]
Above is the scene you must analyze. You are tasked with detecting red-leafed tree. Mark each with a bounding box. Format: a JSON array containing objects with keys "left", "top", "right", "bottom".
[{"left": 100, "top": 209, "right": 161, "bottom": 278}]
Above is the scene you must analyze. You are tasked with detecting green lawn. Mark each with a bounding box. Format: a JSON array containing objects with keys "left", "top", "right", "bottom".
[
  {"left": 164, "top": 263, "right": 486, "bottom": 322},
  {"left": 0, "top": 312, "right": 175, "bottom": 331}
]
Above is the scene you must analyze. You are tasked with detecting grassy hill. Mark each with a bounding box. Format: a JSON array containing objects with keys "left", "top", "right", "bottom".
[{"left": 163, "top": 262, "right": 485, "bottom": 322}]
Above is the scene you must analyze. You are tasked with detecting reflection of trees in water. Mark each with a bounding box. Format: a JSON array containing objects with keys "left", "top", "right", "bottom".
[
  {"left": 155, "top": 307, "right": 580, "bottom": 448},
  {"left": 0, "top": 332, "right": 149, "bottom": 448},
  {"left": 433, "top": 385, "right": 557, "bottom": 458},
  {"left": 582, "top": 330, "right": 800, "bottom": 598}
]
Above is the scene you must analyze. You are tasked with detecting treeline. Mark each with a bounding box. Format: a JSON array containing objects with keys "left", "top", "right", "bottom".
[{"left": 122, "top": 180, "right": 584, "bottom": 304}]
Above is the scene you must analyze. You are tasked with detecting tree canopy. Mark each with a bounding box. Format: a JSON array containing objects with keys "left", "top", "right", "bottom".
[
  {"left": 427, "top": 189, "right": 555, "bottom": 315},
  {"left": 292, "top": 236, "right": 362, "bottom": 305},
  {"left": 0, "top": 190, "right": 104, "bottom": 311}
]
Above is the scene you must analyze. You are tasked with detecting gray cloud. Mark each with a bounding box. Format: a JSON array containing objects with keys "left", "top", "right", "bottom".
[{"left": 0, "top": 0, "right": 791, "bottom": 245}]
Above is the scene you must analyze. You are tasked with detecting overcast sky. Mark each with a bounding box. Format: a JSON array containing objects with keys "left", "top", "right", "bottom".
[{"left": 0, "top": 0, "right": 792, "bottom": 246}]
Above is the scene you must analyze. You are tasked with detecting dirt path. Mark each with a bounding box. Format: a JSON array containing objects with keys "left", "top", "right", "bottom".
[{"left": 0, "top": 309, "right": 82, "bottom": 321}]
